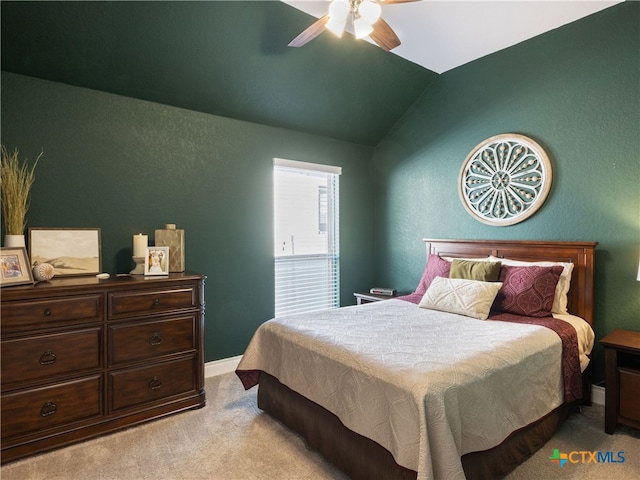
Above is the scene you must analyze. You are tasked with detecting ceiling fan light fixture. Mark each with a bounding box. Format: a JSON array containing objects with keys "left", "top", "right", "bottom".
[
  {"left": 326, "top": 17, "right": 347, "bottom": 37},
  {"left": 327, "top": 0, "right": 350, "bottom": 36},
  {"left": 288, "top": 0, "right": 412, "bottom": 50},
  {"left": 353, "top": 16, "right": 374, "bottom": 39},
  {"left": 358, "top": 1, "right": 381, "bottom": 25},
  {"left": 329, "top": 0, "right": 350, "bottom": 20}
]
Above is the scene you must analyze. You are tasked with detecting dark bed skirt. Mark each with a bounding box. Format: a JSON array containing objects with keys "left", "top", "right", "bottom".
[{"left": 257, "top": 371, "right": 576, "bottom": 480}]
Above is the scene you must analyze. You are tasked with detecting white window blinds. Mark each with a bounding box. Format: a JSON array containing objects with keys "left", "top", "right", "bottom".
[{"left": 274, "top": 158, "right": 341, "bottom": 317}]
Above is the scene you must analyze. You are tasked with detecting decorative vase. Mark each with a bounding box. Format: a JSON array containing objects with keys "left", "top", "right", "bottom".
[
  {"left": 155, "top": 224, "right": 185, "bottom": 272},
  {"left": 4, "top": 234, "right": 25, "bottom": 248}
]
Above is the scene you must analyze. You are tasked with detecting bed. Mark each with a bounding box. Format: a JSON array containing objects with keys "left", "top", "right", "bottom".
[{"left": 236, "top": 239, "right": 598, "bottom": 480}]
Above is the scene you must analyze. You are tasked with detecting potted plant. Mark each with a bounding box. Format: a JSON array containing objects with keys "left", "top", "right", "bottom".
[{"left": 1, "top": 146, "right": 42, "bottom": 247}]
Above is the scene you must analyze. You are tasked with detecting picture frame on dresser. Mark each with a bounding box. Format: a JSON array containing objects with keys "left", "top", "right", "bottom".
[
  {"left": 144, "top": 246, "right": 169, "bottom": 275},
  {"left": 28, "top": 227, "right": 102, "bottom": 277},
  {"left": 0, "top": 247, "right": 34, "bottom": 287}
]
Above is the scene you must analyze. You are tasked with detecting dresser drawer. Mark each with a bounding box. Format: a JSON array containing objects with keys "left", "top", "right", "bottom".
[
  {"left": 108, "top": 315, "right": 196, "bottom": 366},
  {"left": 619, "top": 368, "right": 640, "bottom": 422},
  {"left": 1, "top": 375, "right": 103, "bottom": 440},
  {"left": 1, "top": 328, "right": 102, "bottom": 387},
  {"left": 109, "top": 357, "right": 196, "bottom": 411},
  {"left": 108, "top": 287, "right": 197, "bottom": 318},
  {"left": 1, "top": 295, "right": 103, "bottom": 331}
]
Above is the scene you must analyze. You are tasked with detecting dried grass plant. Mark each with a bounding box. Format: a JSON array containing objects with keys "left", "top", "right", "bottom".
[{"left": 1, "top": 146, "right": 42, "bottom": 235}]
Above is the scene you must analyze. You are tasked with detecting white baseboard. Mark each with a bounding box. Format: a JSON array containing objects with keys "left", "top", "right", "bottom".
[
  {"left": 205, "top": 355, "right": 242, "bottom": 378},
  {"left": 591, "top": 384, "right": 604, "bottom": 406}
]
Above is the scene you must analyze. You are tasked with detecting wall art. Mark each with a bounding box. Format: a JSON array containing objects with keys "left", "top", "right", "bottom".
[
  {"left": 28, "top": 227, "right": 102, "bottom": 276},
  {"left": 458, "top": 134, "right": 552, "bottom": 226}
]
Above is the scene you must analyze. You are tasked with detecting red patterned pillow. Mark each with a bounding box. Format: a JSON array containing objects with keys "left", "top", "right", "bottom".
[
  {"left": 414, "top": 254, "right": 451, "bottom": 295},
  {"left": 493, "top": 265, "right": 564, "bottom": 317}
]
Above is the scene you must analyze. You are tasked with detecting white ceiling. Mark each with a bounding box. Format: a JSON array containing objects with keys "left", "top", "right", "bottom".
[{"left": 284, "top": 0, "right": 622, "bottom": 73}]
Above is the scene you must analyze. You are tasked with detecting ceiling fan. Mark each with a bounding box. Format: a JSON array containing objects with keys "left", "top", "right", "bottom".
[{"left": 288, "top": 0, "right": 419, "bottom": 52}]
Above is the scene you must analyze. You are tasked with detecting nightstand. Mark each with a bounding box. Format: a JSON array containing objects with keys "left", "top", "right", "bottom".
[
  {"left": 600, "top": 329, "right": 640, "bottom": 434},
  {"left": 353, "top": 292, "right": 396, "bottom": 305}
]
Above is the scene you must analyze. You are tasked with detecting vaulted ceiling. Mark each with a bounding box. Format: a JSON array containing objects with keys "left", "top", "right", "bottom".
[
  {"left": 1, "top": 1, "right": 435, "bottom": 146},
  {"left": 0, "top": 1, "right": 621, "bottom": 146},
  {"left": 285, "top": 1, "right": 621, "bottom": 73}
]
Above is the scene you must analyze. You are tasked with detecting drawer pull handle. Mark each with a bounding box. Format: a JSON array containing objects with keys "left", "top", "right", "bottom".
[
  {"left": 149, "top": 333, "right": 162, "bottom": 346},
  {"left": 153, "top": 298, "right": 161, "bottom": 307},
  {"left": 39, "top": 350, "right": 57, "bottom": 365},
  {"left": 149, "top": 376, "right": 162, "bottom": 390},
  {"left": 40, "top": 401, "right": 57, "bottom": 417},
  {"left": 44, "top": 309, "right": 52, "bottom": 317}
]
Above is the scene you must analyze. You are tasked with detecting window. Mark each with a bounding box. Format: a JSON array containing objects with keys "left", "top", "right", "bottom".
[
  {"left": 318, "top": 185, "right": 328, "bottom": 233},
  {"left": 274, "top": 158, "right": 341, "bottom": 317}
]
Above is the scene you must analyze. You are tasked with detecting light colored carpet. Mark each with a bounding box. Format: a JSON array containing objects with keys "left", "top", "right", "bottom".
[{"left": 2, "top": 373, "right": 638, "bottom": 479}]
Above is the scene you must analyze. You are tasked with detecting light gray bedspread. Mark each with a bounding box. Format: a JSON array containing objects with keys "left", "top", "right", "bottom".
[{"left": 237, "top": 299, "right": 564, "bottom": 480}]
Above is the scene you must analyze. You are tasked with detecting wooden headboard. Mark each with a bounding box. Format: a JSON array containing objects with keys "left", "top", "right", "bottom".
[{"left": 423, "top": 239, "right": 598, "bottom": 327}]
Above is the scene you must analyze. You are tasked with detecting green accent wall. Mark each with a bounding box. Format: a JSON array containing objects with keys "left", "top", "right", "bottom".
[
  {"left": 372, "top": 2, "right": 640, "bottom": 383},
  {"left": 1, "top": 2, "right": 638, "bottom": 385},
  {"left": 0, "top": 73, "right": 375, "bottom": 361},
  {"left": 0, "top": 1, "right": 436, "bottom": 146}
]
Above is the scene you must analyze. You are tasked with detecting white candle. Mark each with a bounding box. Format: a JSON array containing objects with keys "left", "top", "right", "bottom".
[{"left": 133, "top": 233, "right": 148, "bottom": 258}]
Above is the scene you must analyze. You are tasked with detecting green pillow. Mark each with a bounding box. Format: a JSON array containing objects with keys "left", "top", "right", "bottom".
[{"left": 449, "top": 259, "right": 502, "bottom": 282}]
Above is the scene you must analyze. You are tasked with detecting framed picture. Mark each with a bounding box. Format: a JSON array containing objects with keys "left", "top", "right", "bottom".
[
  {"left": 1, "top": 247, "right": 34, "bottom": 287},
  {"left": 144, "top": 246, "right": 169, "bottom": 276},
  {"left": 29, "top": 228, "right": 102, "bottom": 277}
]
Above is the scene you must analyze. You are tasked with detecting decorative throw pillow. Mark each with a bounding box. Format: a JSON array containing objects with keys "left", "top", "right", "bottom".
[
  {"left": 489, "top": 256, "right": 574, "bottom": 314},
  {"left": 492, "top": 265, "right": 564, "bottom": 317},
  {"left": 450, "top": 259, "right": 502, "bottom": 282},
  {"left": 413, "top": 254, "right": 452, "bottom": 295},
  {"left": 419, "top": 276, "right": 503, "bottom": 320}
]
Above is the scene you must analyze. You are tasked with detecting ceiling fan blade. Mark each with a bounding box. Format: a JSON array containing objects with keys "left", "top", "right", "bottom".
[
  {"left": 369, "top": 18, "right": 401, "bottom": 51},
  {"left": 288, "top": 15, "right": 330, "bottom": 47}
]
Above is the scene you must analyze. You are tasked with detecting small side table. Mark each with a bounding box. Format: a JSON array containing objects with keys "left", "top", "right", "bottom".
[
  {"left": 353, "top": 292, "right": 396, "bottom": 305},
  {"left": 600, "top": 329, "right": 640, "bottom": 434}
]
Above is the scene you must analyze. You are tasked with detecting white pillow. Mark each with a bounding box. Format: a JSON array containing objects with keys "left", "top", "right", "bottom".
[
  {"left": 489, "top": 256, "right": 574, "bottom": 314},
  {"left": 441, "top": 256, "right": 490, "bottom": 263},
  {"left": 419, "top": 276, "right": 503, "bottom": 320}
]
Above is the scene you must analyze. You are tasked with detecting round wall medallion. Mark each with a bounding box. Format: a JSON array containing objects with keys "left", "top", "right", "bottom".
[{"left": 458, "top": 134, "right": 552, "bottom": 226}]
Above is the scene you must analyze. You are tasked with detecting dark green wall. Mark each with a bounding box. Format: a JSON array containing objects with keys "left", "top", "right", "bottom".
[
  {"left": 0, "top": 1, "right": 436, "bottom": 146},
  {"left": 372, "top": 2, "right": 640, "bottom": 383},
  {"left": 0, "top": 73, "right": 375, "bottom": 361},
  {"left": 2, "top": 2, "right": 638, "bottom": 383}
]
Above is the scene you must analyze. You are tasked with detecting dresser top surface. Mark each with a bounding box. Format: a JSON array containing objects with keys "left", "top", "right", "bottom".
[
  {"left": 600, "top": 329, "right": 640, "bottom": 353},
  {"left": 1, "top": 272, "right": 204, "bottom": 301}
]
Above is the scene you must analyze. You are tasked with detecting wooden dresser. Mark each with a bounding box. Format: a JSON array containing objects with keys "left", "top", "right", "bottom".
[{"left": 1, "top": 273, "right": 206, "bottom": 463}]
